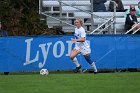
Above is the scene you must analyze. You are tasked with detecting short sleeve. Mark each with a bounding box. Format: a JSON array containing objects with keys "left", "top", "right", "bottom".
[{"left": 80, "top": 28, "right": 86, "bottom": 38}]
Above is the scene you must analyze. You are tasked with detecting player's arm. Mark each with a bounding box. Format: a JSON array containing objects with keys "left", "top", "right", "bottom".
[
  {"left": 71, "top": 37, "right": 85, "bottom": 42},
  {"left": 72, "top": 28, "right": 86, "bottom": 42}
]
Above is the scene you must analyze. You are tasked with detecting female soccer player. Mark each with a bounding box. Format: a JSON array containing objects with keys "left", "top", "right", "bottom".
[{"left": 70, "top": 18, "right": 98, "bottom": 73}]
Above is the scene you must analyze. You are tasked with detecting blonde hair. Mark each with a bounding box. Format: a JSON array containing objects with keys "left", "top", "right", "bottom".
[{"left": 75, "top": 18, "right": 84, "bottom": 26}]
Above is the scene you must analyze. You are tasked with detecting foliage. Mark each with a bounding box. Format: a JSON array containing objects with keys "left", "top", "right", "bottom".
[{"left": 0, "top": 0, "right": 56, "bottom": 36}]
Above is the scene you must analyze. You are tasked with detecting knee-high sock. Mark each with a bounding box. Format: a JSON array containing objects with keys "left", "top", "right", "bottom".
[
  {"left": 84, "top": 54, "right": 93, "bottom": 65},
  {"left": 72, "top": 57, "right": 80, "bottom": 67},
  {"left": 84, "top": 54, "right": 97, "bottom": 72},
  {"left": 91, "top": 62, "right": 97, "bottom": 72}
]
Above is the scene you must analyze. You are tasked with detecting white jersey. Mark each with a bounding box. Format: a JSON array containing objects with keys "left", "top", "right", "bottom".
[{"left": 74, "top": 27, "right": 91, "bottom": 55}]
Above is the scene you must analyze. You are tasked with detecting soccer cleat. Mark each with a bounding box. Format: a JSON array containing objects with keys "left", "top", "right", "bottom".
[
  {"left": 89, "top": 67, "right": 98, "bottom": 74},
  {"left": 93, "top": 72, "right": 98, "bottom": 74},
  {"left": 73, "top": 65, "right": 82, "bottom": 73},
  {"left": 82, "top": 69, "right": 88, "bottom": 73}
]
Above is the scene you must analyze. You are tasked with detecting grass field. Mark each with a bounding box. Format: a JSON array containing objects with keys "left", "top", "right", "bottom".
[{"left": 0, "top": 72, "right": 140, "bottom": 93}]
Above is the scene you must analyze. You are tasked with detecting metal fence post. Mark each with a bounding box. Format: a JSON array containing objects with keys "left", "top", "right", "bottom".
[
  {"left": 90, "top": 0, "right": 94, "bottom": 32},
  {"left": 113, "top": 1, "right": 117, "bottom": 34},
  {"left": 108, "top": 20, "right": 111, "bottom": 34},
  {"left": 39, "top": 0, "right": 42, "bottom": 14},
  {"left": 59, "top": 0, "right": 63, "bottom": 27}
]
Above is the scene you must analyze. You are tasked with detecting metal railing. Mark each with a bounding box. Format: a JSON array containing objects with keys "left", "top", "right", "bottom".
[
  {"left": 41, "top": 12, "right": 75, "bottom": 27},
  {"left": 39, "top": 0, "right": 118, "bottom": 34},
  {"left": 112, "top": 0, "right": 117, "bottom": 34},
  {"left": 58, "top": 0, "right": 109, "bottom": 32},
  {"left": 58, "top": 0, "right": 108, "bottom": 20},
  {"left": 125, "top": 23, "right": 140, "bottom": 34},
  {"left": 90, "top": 17, "right": 114, "bottom": 34},
  {"left": 58, "top": 0, "right": 93, "bottom": 31},
  {"left": 133, "top": 27, "right": 140, "bottom": 34},
  {"left": 39, "top": 0, "right": 41, "bottom": 14},
  {"left": 90, "top": 0, "right": 117, "bottom": 34}
]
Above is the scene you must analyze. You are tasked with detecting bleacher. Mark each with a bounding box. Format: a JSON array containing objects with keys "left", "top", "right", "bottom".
[{"left": 40, "top": 0, "right": 140, "bottom": 34}]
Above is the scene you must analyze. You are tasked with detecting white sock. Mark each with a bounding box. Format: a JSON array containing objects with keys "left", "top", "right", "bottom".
[
  {"left": 91, "top": 62, "right": 98, "bottom": 72},
  {"left": 72, "top": 57, "right": 80, "bottom": 67}
]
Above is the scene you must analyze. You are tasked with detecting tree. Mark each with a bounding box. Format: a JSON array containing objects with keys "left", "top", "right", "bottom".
[{"left": 0, "top": 0, "right": 56, "bottom": 36}]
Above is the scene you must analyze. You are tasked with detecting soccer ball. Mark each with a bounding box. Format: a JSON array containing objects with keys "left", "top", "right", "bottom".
[{"left": 40, "top": 69, "right": 49, "bottom": 76}]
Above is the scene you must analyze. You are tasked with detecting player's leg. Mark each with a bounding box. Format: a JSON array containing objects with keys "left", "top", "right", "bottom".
[
  {"left": 70, "top": 49, "right": 81, "bottom": 73},
  {"left": 81, "top": 47, "right": 98, "bottom": 73},
  {"left": 70, "top": 49, "right": 80, "bottom": 67},
  {"left": 83, "top": 54, "right": 98, "bottom": 73}
]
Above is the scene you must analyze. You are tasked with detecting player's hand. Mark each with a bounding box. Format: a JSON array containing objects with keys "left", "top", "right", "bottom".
[{"left": 71, "top": 38, "right": 77, "bottom": 42}]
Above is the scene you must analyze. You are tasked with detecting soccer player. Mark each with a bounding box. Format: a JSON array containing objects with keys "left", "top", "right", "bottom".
[{"left": 70, "top": 18, "right": 98, "bottom": 73}]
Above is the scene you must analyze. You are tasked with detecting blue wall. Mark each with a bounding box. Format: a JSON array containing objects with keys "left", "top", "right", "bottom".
[{"left": 0, "top": 35, "right": 140, "bottom": 72}]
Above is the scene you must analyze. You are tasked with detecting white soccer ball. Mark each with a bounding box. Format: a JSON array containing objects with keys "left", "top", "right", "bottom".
[{"left": 40, "top": 69, "right": 49, "bottom": 76}]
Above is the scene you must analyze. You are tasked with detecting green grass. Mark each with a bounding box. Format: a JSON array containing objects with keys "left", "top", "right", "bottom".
[{"left": 0, "top": 72, "right": 140, "bottom": 93}]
